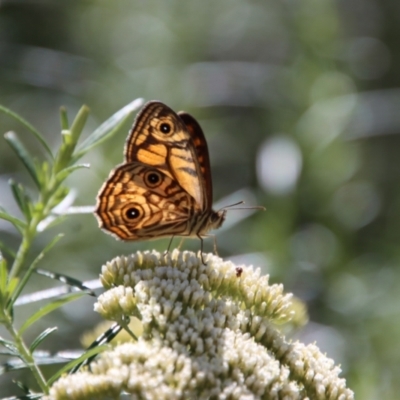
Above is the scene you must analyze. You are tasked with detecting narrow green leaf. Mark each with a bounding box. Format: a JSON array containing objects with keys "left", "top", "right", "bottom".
[
  {"left": 9, "top": 234, "right": 64, "bottom": 308},
  {"left": 0, "top": 104, "right": 53, "bottom": 158},
  {"left": 61, "top": 129, "right": 72, "bottom": 145},
  {"left": 1, "top": 357, "right": 30, "bottom": 373},
  {"left": 4, "top": 131, "right": 41, "bottom": 189},
  {"left": 0, "top": 255, "right": 7, "bottom": 294},
  {"left": 0, "top": 336, "right": 18, "bottom": 355},
  {"left": 55, "top": 163, "right": 90, "bottom": 183},
  {"left": 0, "top": 255, "right": 16, "bottom": 308},
  {"left": 0, "top": 348, "right": 19, "bottom": 357},
  {"left": 29, "top": 327, "right": 58, "bottom": 353},
  {"left": 15, "top": 285, "right": 71, "bottom": 306},
  {"left": 36, "top": 269, "right": 95, "bottom": 296},
  {"left": 2, "top": 351, "right": 89, "bottom": 385},
  {"left": 2, "top": 350, "right": 82, "bottom": 372},
  {"left": 60, "top": 106, "right": 69, "bottom": 130},
  {"left": 0, "top": 210, "right": 25, "bottom": 231},
  {"left": 19, "top": 292, "right": 87, "bottom": 334},
  {"left": 47, "top": 345, "right": 108, "bottom": 385},
  {"left": 6, "top": 276, "right": 19, "bottom": 300},
  {"left": 69, "top": 105, "right": 90, "bottom": 144},
  {"left": 12, "top": 380, "right": 35, "bottom": 396},
  {"left": 74, "top": 98, "right": 144, "bottom": 158},
  {"left": 37, "top": 160, "right": 51, "bottom": 188},
  {"left": 9, "top": 179, "right": 32, "bottom": 221},
  {"left": 85, "top": 323, "right": 122, "bottom": 350},
  {"left": 73, "top": 114, "right": 130, "bottom": 162},
  {"left": 47, "top": 186, "right": 70, "bottom": 212},
  {"left": 54, "top": 106, "right": 90, "bottom": 173},
  {"left": 36, "top": 214, "right": 67, "bottom": 233},
  {"left": 0, "top": 241, "right": 16, "bottom": 259},
  {"left": 67, "top": 323, "right": 124, "bottom": 375},
  {"left": 57, "top": 205, "right": 95, "bottom": 215}
]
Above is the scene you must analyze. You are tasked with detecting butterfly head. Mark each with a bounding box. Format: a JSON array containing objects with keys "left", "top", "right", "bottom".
[{"left": 209, "top": 209, "right": 227, "bottom": 231}]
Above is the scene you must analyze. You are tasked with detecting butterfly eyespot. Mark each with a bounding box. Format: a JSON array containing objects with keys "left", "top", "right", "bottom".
[
  {"left": 160, "top": 122, "right": 171, "bottom": 134},
  {"left": 144, "top": 171, "right": 162, "bottom": 187},
  {"left": 125, "top": 207, "right": 140, "bottom": 220}
]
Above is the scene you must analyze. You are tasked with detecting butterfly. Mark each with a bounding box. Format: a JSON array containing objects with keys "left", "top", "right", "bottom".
[{"left": 95, "top": 101, "right": 227, "bottom": 261}]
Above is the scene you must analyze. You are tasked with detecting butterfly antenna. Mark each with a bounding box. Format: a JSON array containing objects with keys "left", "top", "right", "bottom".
[{"left": 218, "top": 201, "right": 266, "bottom": 212}]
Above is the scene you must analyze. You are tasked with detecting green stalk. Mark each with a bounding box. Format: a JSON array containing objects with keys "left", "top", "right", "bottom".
[
  {"left": 3, "top": 309, "right": 48, "bottom": 393},
  {"left": 4, "top": 165, "right": 69, "bottom": 393},
  {"left": 8, "top": 173, "right": 62, "bottom": 280},
  {"left": 9, "top": 216, "right": 39, "bottom": 281}
]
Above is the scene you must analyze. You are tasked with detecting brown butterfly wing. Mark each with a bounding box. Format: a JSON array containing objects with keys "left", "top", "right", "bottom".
[
  {"left": 124, "top": 101, "right": 207, "bottom": 210},
  {"left": 178, "top": 111, "right": 213, "bottom": 210},
  {"left": 95, "top": 162, "right": 195, "bottom": 240}
]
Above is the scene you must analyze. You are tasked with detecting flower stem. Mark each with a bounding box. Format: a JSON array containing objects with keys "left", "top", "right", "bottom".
[{"left": 3, "top": 309, "right": 48, "bottom": 393}]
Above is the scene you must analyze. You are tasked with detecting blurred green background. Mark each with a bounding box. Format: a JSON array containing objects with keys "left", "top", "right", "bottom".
[{"left": 1, "top": 0, "right": 399, "bottom": 397}]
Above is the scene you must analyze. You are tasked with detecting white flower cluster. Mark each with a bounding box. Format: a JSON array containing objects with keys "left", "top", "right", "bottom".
[{"left": 49, "top": 250, "right": 354, "bottom": 400}]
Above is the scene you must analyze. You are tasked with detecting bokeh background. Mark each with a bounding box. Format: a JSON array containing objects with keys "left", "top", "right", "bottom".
[{"left": 1, "top": 0, "right": 399, "bottom": 397}]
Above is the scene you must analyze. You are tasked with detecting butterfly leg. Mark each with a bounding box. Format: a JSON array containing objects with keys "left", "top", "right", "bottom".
[
  {"left": 164, "top": 235, "right": 175, "bottom": 257},
  {"left": 196, "top": 234, "right": 206, "bottom": 265},
  {"left": 203, "top": 234, "right": 218, "bottom": 255},
  {"left": 177, "top": 237, "right": 185, "bottom": 250},
  {"left": 211, "top": 234, "right": 219, "bottom": 255}
]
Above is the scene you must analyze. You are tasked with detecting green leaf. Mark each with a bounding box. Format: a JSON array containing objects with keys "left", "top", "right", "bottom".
[
  {"left": 36, "top": 268, "right": 95, "bottom": 296},
  {"left": 6, "top": 276, "right": 19, "bottom": 300},
  {"left": 29, "top": 327, "right": 58, "bottom": 352},
  {"left": 84, "top": 322, "right": 122, "bottom": 350},
  {"left": 0, "top": 241, "right": 16, "bottom": 259},
  {"left": 9, "top": 179, "right": 32, "bottom": 221},
  {"left": 61, "top": 129, "right": 72, "bottom": 145},
  {"left": 9, "top": 234, "right": 64, "bottom": 308},
  {"left": 69, "top": 105, "right": 90, "bottom": 144},
  {"left": 4, "top": 131, "right": 41, "bottom": 189},
  {"left": 0, "top": 255, "right": 16, "bottom": 308},
  {"left": 19, "top": 292, "right": 87, "bottom": 334},
  {"left": 47, "top": 345, "right": 108, "bottom": 385},
  {"left": 54, "top": 106, "right": 90, "bottom": 173},
  {"left": 0, "top": 255, "right": 7, "bottom": 295},
  {"left": 0, "top": 210, "right": 25, "bottom": 232},
  {"left": 74, "top": 97, "right": 144, "bottom": 159},
  {"left": 60, "top": 106, "right": 69, "bottom": 130},
  {"left": 0, "top": 348, "right": 19, "bottom": 357},
  {"left": 12, "top": 380, "right": 36, "bottom": 396},
  {"left": 47, "top": 186, "right": 70, "bottom": 212},
  {"left": 55, "top": 163, "right": 90, "bottom": 183},
  {"left": 2, "top": 350, "right": 82, "bottom": 373},
  {"left": 0, "top": 336, "right": 18, "bottom": 356},
  {"left": 0, "top": 104, "right": 53, "bottom": 158},
  {"left": 37, "top": 160, "right": 51, "bottom": 188},
  {"left": 36, "top": 214, "right": 67, "bottom": 233}
]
